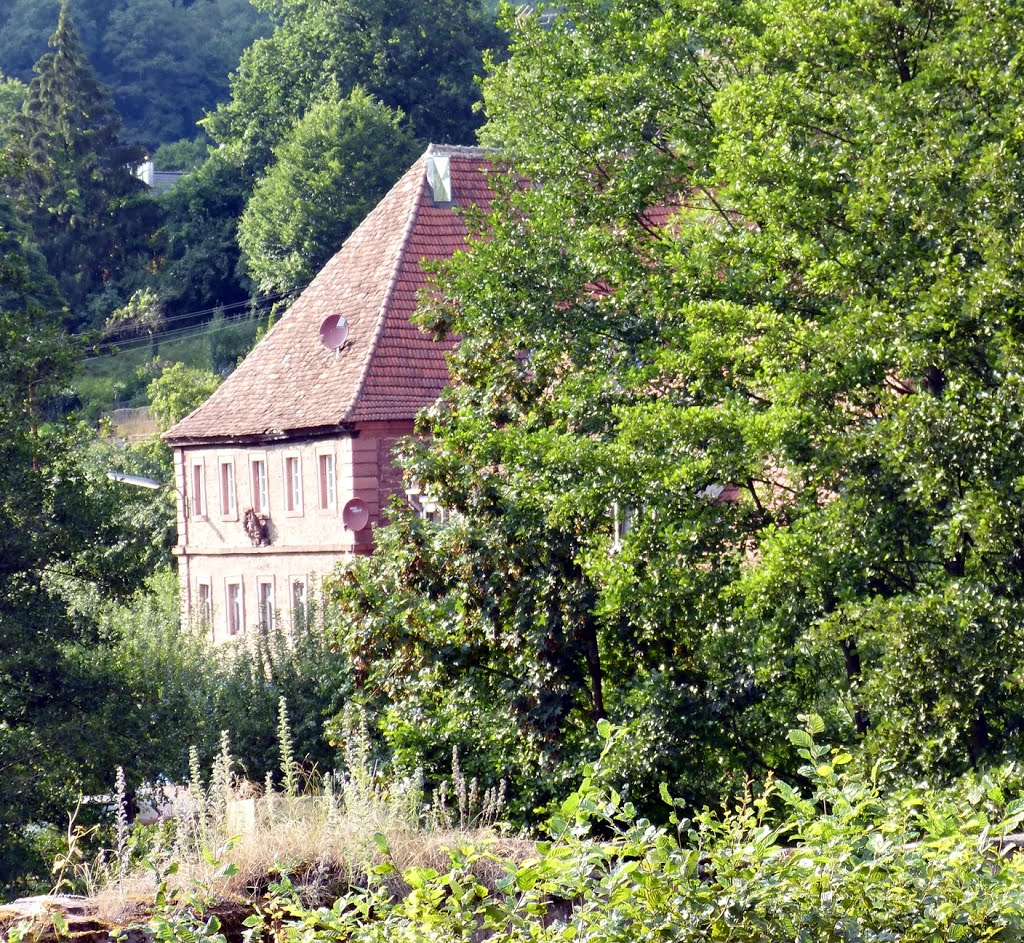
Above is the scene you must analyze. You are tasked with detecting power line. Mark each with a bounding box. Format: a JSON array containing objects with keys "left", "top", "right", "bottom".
[
  {"left": 70, "top": 284, "right": 307, "bottom": 340},
  {"left": 81, "top": 316, "right": 251, "bottom": 362},
  {"left": 78, "top": 286, "right": 308, "bottom": 363}
]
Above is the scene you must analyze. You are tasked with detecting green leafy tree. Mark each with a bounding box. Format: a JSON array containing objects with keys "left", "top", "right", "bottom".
[
  {"left": 239, "top": 87, "right": 420, "bottom": 294},
  {"left": 147, "top": 361, "right": 221, "bottom": 432},
  {"left": 0, "top": 72, "right": 27, "bottom": 129},
  {"left": 101, "top": 0, "right": 270, "bottom": 148},
  {"left": 0, "top": 198, "right": 162, "bottom": 885},
  {"left": 2, "top": 0, "right": 159, "bottom": 327},
  {"left": 203, "top": 0, "right": 505, "bottom": 174},
  {"left": 331, "top": 0, "right": 1024, "bottom": 813},
  {"left": 0, "top": 0, "right": 102, "bottom": 83},
  {"left": 152, "top": 136, "right": 211, "bottom": 173},
  {"left": 107, "top": 288, "right": 165, "bottom": 358},
  {"left": 0, "top": 0, "right": 268, "bottom": 151},
  {"left": 153, "top": 147, "right": 253, "bottom": 320}
]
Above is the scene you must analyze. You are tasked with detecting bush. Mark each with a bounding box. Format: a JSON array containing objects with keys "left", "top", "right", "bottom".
[{"left": 148, "top": 718, "right": 1024, "bottom": 942}]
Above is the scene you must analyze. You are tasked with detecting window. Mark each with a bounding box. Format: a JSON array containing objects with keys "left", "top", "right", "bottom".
[
  {"left": 258, "top": 579, "right": 275, "bottom": 630},
  {"left": 291, "top": 577, "right": 307, "bottom": 633},
  {"left": 318, "top": 452, "right": 336, "bottom": 510},
  {"left": 284, "top": 454, "right": 302, "bottom": 513},
  {"left": 251, "top": 458, "right": 269, "bottom": 514},
  {"left": 226, "top": 580, "right": 243, "bottom": 636},
  {"left": 219, "top": 458, "right": 237, "bottom": 517},
  {"left": 190, "top": 461, "right": 206, "bottom": 518},
  {"left": 611, "top": 502, "right": 635, "bottom": 552},
  {"left": 406, "top": 481, "right": 449, "bottom": 524},
  {"left": 197, "top": 581, "right": 212, "bottom": 632}
]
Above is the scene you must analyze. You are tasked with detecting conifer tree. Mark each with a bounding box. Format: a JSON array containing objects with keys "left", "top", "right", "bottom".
[{"left": 3, "top": 0, "right": 157, "bottom": 328}]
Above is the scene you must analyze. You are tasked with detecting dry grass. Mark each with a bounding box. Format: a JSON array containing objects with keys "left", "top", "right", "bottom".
[{"left": 90, "top": 734, "right": 533, "bottom": 924}]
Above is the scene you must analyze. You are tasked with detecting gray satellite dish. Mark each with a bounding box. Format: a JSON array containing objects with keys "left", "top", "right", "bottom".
[
  {"left": 342, "top": 498, "right": 370, "bottom": 531},
  {"left": 319, "top": 314, "right": 350, "bottom": 350}
]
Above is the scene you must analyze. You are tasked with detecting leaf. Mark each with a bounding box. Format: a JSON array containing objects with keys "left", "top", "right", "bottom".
[
  {"left": 215, "top": 861, "right": 239, "bottom": 879},
  {"left": 50, "top": 911, "right": 69, "bottom": 937},
  {"left": 788, "top": 729, "right": 814, "bottom": 751}
]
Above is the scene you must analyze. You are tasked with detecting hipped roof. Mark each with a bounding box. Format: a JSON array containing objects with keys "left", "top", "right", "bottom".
[{"left": 165, "top": 145, "right": 494, "bottom": 446}]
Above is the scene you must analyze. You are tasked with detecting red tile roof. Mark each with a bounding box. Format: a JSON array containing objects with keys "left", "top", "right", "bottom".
[{"left": 165, "top": 145, "right": 495, "bottom": 445}]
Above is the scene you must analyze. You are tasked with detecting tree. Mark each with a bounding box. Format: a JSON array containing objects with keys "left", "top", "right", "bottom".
[
  {"left": 239, "top": 87, "right": 420, "bottom": 294},
  {"left": 107, "top": 288, "right": 164, "bottom": 358},
  {"left": 0, "top": 0, "right": 96, "bottom": 84},
  {"left": 203, "top": 0, "right": 505, "bottom": 175},
  {"left": 0, "top": 193, "right": 162, "bottom": 885},
  {"left": 153, "top": 146, "right": 254, "bottom": 321},
  {"left": 0, "top": 72, "right": 27, "bottom": 129},
  {"left": 330, "top": 0, "right": 1024, "bottom": 814},
  {"left": 148, "top": 361, "right": 221, "bottom": 432},
  {"left": 152, "top": 136, "right": 212, "bottom": 172},
  {"left": 2, "top": 0, "right": 159, "bottom": 328},
  {"left": 101, "top": 0, "right": 270, "bottom": 148},
  {"left": 0, "top": 0, "right": 269, "bottom": 151}
]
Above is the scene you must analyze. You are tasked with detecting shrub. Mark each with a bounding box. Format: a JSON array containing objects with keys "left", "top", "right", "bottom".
[{"left": 150, "top": 717, "right": 1024, "bottom": 942}]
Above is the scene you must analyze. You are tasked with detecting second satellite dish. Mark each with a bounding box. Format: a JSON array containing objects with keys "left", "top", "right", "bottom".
[
  {"left": 319, "top": 314, "right": 350, "bottom": 350},
  {"left": 342, "top": 498, "right": 370, "bottom": 531}
]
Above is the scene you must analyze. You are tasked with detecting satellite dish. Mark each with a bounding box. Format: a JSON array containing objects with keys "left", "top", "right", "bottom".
[
  {"left": 342, "top": 498, "right": 370, "bottom": 532},
  {"left": 319, "top": 314, "right": 350, "bottom": 350}
]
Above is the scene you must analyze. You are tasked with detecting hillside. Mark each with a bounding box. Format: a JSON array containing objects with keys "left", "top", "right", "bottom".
[{"left": 0, "top": 0, "right": 269, "bottom": 151}]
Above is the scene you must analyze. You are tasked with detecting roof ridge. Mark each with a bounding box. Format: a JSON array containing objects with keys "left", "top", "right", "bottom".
[
  {"left": 426, "top": 143, "right": 495, "bottom": 159},
  {"left": 341, "top": 158, "right": 427, "bottom": 424}
]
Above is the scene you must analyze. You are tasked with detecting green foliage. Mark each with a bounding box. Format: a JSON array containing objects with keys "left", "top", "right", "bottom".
[
  {"left": 100, "top": 0, "right": 270, "bottom": 149},
  {"left": 147, "top": 362, "right": 221, "bottom": 433},
  {"left": 153, "top": 149, "right": 253, "bottom": 322},
  {"left": 211, "top": 614, "right": 352, "bottom": 787},
  {"left": 277, "top": 698, "right": 298, "bottom": 799},
  {"left": 0, "top": 0, "right": 269, "bottom": 151},
  {"left": 203, "top": 0, "right": 505, "bottom": 174},
  {"left": 60, "top": 569, "right": 217, "bottom": 811},
  {"left": 329, "top": 509, "right": 613, "bottom": 820},
  {"left": 205, "top": 308, "right": 264, "bottom": 375},
  {"left": 332, "top": 0, "right": 1024, "bottom": 816},
  {"left": 0, "top": 198, "right": 172, "bottom": 887},
  {"left": 0, "top": 72, "right": 27, "bottom": 129},
  {"left": 2, "top": 0, "right": 160, "bottom": 327},
  {"left": 149, "top": 722, "right": 1024, "bottom": 942},
  {"left": 152, "top": 137, "right": 212, "bottom": 173},
  {"left": 239, "top": 87, "right": 420, "bottom": 294}
]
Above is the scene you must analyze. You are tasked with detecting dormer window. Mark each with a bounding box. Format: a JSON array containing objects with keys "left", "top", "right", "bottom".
[{"left": 426, "top": 153, "right": 452, "bottom": 204}]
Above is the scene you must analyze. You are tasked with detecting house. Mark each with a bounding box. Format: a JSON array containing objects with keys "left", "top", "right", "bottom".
[
  {"left": 164, "top": 144, "right": 496, "bottom": 642},
  {"left": 134, "top": 160, "right": 186, "bottom": 190}
]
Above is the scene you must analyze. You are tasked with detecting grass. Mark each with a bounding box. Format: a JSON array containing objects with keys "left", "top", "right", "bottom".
[
  {"left": 74, "top": 315, "right": 262, "bottom": 422},
  {"left": 87, "top": 725, "right": 526, "bottom": 924}
]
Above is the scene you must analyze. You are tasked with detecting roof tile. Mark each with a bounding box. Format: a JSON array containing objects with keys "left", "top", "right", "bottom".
[{"left": 165, "top": 145, "right": 495, "bottom": 444}]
